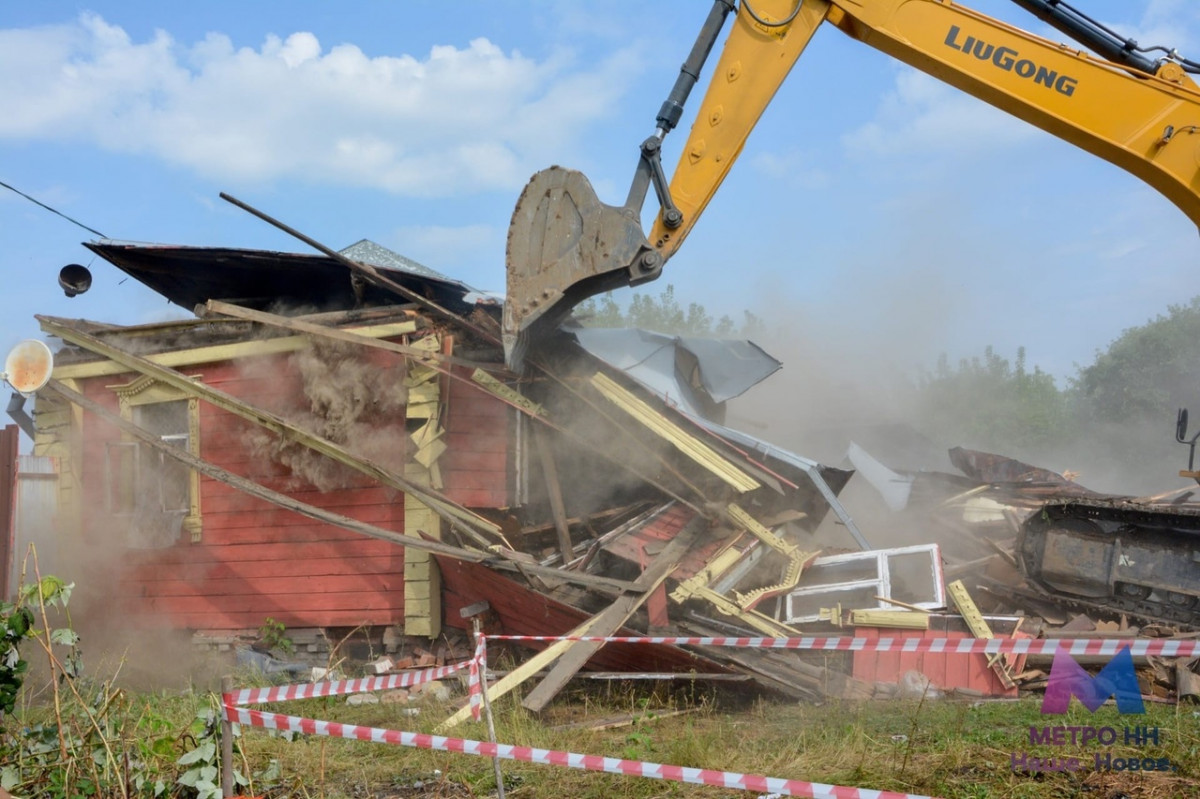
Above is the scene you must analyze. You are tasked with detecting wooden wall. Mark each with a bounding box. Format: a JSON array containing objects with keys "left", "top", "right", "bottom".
[
  {"left": 75, "top": 341, "right": 510, "bottom": 633},
  {"left": 441, "top": 365, "right": 510, "bottom": 509}
]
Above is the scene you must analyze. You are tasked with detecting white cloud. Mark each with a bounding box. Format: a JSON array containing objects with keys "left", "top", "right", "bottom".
[
  {"left": 0, "top": 14, "right": 641, "bottom": 196},
  {"left": 842, "top": 68, "right": 1034, "bottom": 161}
]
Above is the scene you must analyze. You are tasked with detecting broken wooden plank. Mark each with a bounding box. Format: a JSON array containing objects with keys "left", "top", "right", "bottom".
[
  {"left": 520, "top": 522, "right": 702, "bottom": 713},
  {"left": 470, "top": 369, "right": 544, "bottom": 417},
  {"left": 52, "top": 320, "right": 420, "bottom": 380},
  {"left": 589, "top": 372, "right": 760, "bottom": 493},
  {"left": 532, "top": 426, "right": 574, "bottom": 563},
  {"left": 204, "top": 300, "right": 504, "bottom": 374},
  {"left": 848, "top": 610, "right": 930, "bottom": 629},
  {"left": 947, "top": 579, "right": 1016, "bottom": 689},
  {"left": 436, "top": 613, "right": 619, "bottom": 731}
]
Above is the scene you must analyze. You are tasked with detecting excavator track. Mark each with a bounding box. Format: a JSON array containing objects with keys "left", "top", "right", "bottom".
[
  {"left": 1013, "top": 498, "right": 1200, "bottom": 630},
  {"left": 980, "top": 576, "right": 1200, "bottom": 631}
]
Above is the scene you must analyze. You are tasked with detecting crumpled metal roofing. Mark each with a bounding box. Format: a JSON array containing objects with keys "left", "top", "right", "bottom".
[
  {"left": 339, "top": 239, "right": 501, "bottom": 305},
  {"left": 570, "top": 326, "right": 781, "bottom": 418},
  {"left": 571, "top": 325, "right": 868, "bottom": 547},
  {"left": 340, "top": 239, "right": 453, "bottom": 282}
]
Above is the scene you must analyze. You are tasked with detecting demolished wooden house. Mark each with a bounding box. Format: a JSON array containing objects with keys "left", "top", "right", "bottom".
[{"left": 16, "top": 237, "right": 903, "bottom": 704}]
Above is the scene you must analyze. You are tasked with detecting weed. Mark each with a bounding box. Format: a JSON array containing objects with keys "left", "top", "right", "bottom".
[{"left": 258, "top": 617, "right": 295, "bottom": 656}]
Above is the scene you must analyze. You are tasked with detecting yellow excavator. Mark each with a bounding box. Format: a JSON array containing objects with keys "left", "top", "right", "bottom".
[
  {"left": 505, "top": 0, "right": 1200, "bottom": 628},
  {"left": 504, "top": 0, "right": 1200, "bottom": 366}
]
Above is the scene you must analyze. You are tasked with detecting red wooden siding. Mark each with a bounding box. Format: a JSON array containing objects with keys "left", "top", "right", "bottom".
[
  {"left": 75, "top": 340, "right": 511, "bottom": 633},
  {"left": 81, "top": 350, "right": 408, "bottom": 631},
  {"left": 852, "top": 623, "right": 1027, "bottom": 697},
  {"left": 441, "top": 365, "right": 509, "bottom": 508},
  {"left": 438, "top": 554, "right": 731, "bottom": 674}
]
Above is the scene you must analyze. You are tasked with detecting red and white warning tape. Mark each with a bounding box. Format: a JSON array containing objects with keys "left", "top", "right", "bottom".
[
  {"left": 481, "top": 634, "right": 1200, "bottom": 658},
  {"left": 227, "top": 632, "right": 1198, "bottom": 799},
  {"left": 222, "top": 704, "right": 938, "bottom": 799},
  {"left": 227, "top": 658, "right": 474, "bottom": 706},
  {"left": 467, "top": 635, "right": 486, "bottom": 721}
]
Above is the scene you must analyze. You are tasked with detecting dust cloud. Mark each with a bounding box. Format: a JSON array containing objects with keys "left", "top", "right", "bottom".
[
  {"left": 725, "top": 274, "right": 1192, "bottom": 549},
  {"left": 246, "top": 339, "right": 410, "bottom": 491}
]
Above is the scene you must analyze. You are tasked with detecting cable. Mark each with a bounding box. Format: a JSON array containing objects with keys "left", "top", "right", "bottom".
[
  {"left": 740, "top": 0, "right": 803, "bottom": 29},
  {"left": 0, "top": 179, "right": 108, "bottom": 239}
]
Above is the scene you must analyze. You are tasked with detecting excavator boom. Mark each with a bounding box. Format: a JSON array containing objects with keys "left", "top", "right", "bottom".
[{"left": 504, "top": 0, "right": 1200, "bottom": 366}]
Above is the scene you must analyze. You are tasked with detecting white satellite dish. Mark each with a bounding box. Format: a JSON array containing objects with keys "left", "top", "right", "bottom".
[{"left": 2, "top": 339, "right": 54, "bottom": 397}]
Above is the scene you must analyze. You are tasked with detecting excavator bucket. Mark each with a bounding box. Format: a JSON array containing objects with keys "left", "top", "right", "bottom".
[{"left": 503, "top": 166, "right": 660, "bottom": 369}]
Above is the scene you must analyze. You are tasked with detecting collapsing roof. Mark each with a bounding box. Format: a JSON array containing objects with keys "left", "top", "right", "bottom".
[
  {"left": 571, "top": 326, "right": 781, "bottom": 420},
  {"left": 32, "top": 235, "right": 883, "bottom": 709},
  {"left": 83, "top": 239, "right": 493, "bottom": 316}
]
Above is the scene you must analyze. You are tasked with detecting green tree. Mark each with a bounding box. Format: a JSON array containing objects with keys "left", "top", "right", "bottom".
[
  {"left": 574, "top": 284, "right": 759, "bottom": 338},
  {"left": 915, "top": 345, "right": 1072, "bottom": 454},
  {"left": 1071, "top": 297, "right": 1200, "bottom": 424}
]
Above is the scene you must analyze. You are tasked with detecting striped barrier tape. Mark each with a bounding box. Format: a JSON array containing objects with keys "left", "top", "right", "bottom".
[
  {"left": 222, "top": 703, "right": 940, "bottom": 799},
  {"left": 480, "top": 635, "right": 1200, "bottom": 658},
  {"left": 227, "top": 658, "right": 476, "bottom": 706},
  {"left": 467, "top": 635, "right": 486, "bottom": 721}
]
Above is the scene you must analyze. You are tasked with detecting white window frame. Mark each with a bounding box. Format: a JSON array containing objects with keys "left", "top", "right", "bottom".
[{"left": 782, "top": 543, "right": 945, "bottom": 624}]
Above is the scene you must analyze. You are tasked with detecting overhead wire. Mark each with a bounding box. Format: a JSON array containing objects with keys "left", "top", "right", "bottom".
[{"left": 0, "top": 178, "right": 108, "bottom": 239}]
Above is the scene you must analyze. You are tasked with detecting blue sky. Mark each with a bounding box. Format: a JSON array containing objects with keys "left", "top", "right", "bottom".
[{"left": 3, "top": 0, "right": 1199, "bottom": 396}]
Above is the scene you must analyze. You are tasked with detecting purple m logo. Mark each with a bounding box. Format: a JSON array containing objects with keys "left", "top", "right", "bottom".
[{"left": 1042, "top": 646, "right": 1144, "bottom": 715}]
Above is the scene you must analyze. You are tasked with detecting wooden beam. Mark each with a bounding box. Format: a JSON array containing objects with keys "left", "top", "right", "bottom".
[
  {"left": 470, "top": 369, "right": 544, "bottom": 417},
  {"left": 519, "top": 522, "right": 701, "bottom": 713},
  {"left": 205, "top": 300, "right": 508, "bottom": 374},
  {"left": 589, "top": 372, "right": 760, "bottom": 493},
  {"left": 48, "top": 320, "right": 419, "bottom": 379},
  {"left": 532, "top": 426, "right": 573, "bottom": 563},
  {"left": 219, "top": 192, "right": 500, "bottom": 345},
  {"left": 38, "top": 316, "right": 502, "bottom": 542}
]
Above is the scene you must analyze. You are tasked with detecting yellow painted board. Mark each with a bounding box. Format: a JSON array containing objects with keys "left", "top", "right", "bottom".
[
  {"left": 591, "top": 372, "right": 758, "bottom": 492},
  {"left": 470, "top": 369, "right": 544, "bottom": 417},
  {"left": 411, "top": 419, "right": 444, "bottom": 449},
  {"left": 407, "top": 382, "right": 440, "bottom": 403},
  {"left": 410, "top": 334, "right": 441, "bottom": 353},
  {"left": 405, "top": 558, "right": 434, "bottom": 580},
  {"left": 51, "top": 321, "right": 417, "bottom": 379},
  {"left": 406, "top": 401, "right": 438, "bottom": 420},
  {"left": 849, "top": 610, "right": 930, "bottom": 629},
  {"left": 414, "top": 438, "right": 448, "bottom": 469}
]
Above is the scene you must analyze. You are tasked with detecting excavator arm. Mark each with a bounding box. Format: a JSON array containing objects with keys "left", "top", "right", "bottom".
[{"left": 505, "top": 0, "right": 1200, "bottom": 366}]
